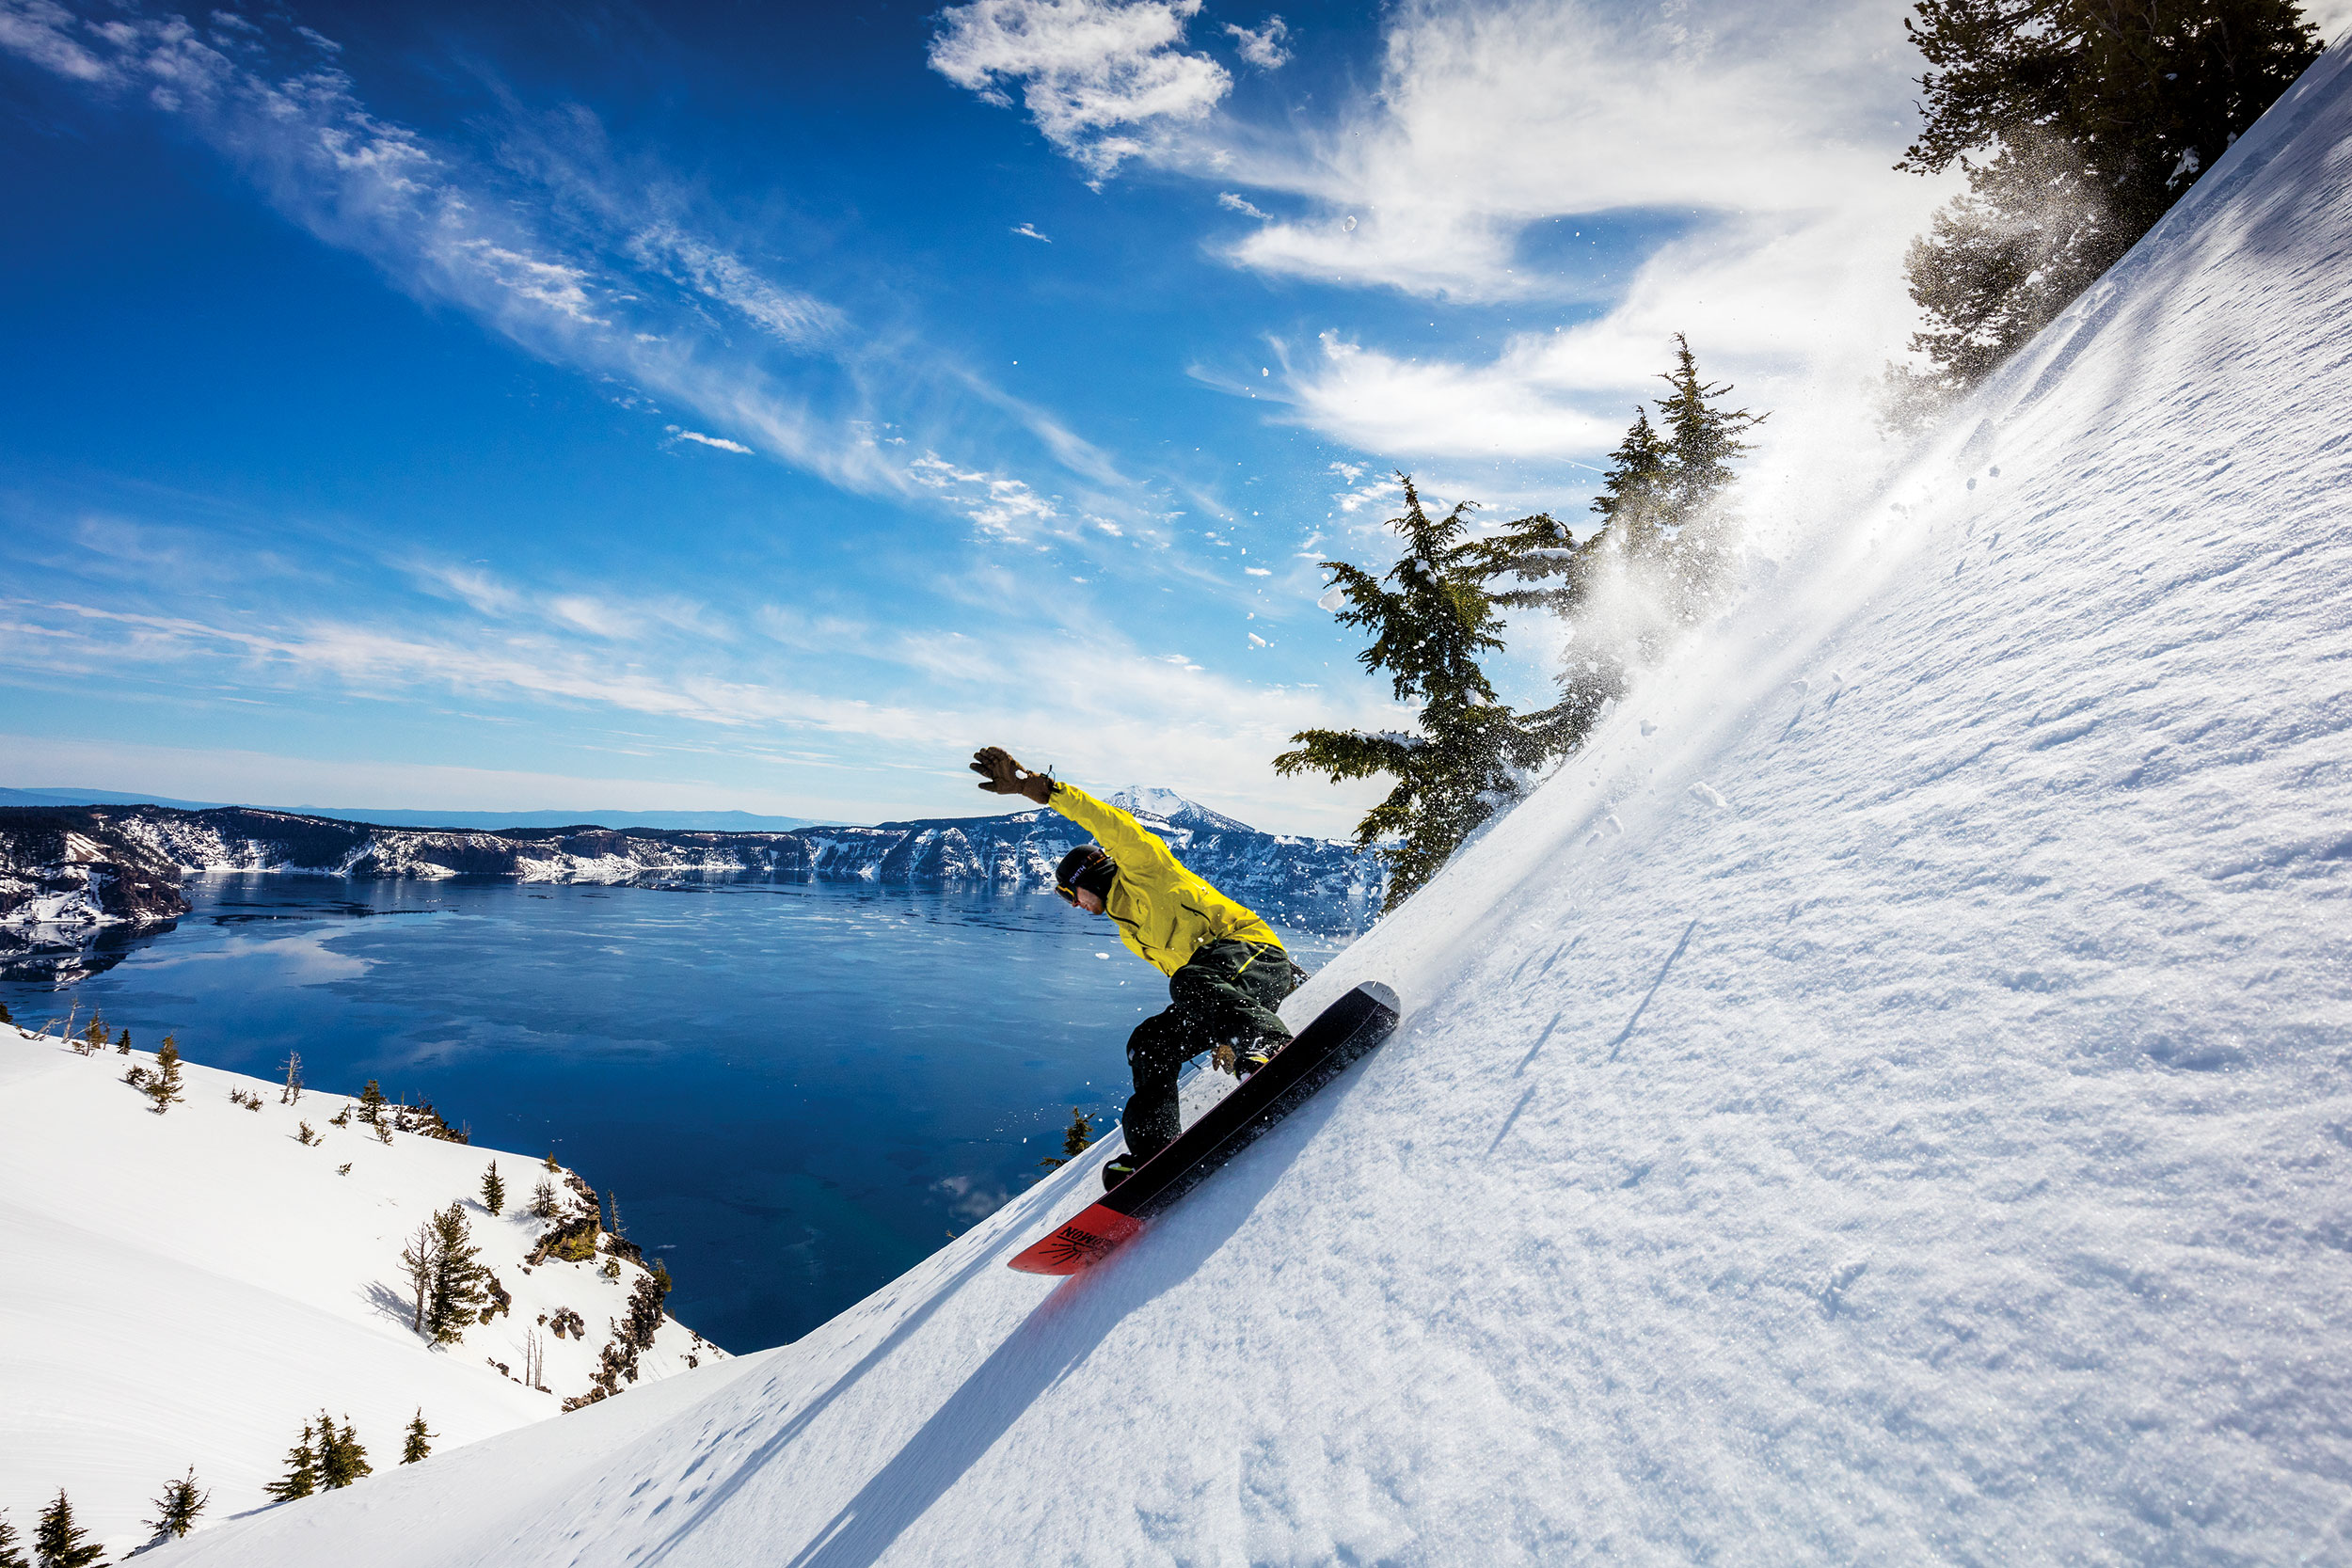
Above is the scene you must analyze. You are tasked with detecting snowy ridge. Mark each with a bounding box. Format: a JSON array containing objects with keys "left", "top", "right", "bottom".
[
  {"left": 0, "top": 795, "right": 1383, "bottom": 934},
  {"left": 128, "top": 42, "right": 2352, "bottom": 1566},
  {"left": 0, "top": 1025, "right": 730, "bottom": 1560}
]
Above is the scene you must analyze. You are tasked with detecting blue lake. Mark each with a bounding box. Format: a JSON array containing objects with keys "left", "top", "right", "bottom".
[{"left": 0, "top": 876, "right": 1362, "bottom": 1351}]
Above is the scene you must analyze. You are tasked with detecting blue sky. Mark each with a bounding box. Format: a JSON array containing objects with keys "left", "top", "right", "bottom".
[{"left": 0, "top": 0, "right": 1962, "bottom": 833}]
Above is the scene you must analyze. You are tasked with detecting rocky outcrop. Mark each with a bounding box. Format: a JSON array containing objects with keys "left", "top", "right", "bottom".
[{"left": 0, "top": 795, "right": 1385, "bottom": 928}]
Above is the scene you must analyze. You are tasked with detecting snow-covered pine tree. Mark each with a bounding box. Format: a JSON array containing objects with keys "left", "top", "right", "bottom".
[
  {"left": 401, "top": 1410, "right": 434, "bottom": 1465},
  {"left": 0, "top": 1509, "right": 26, "bottom": 1568},
  {"left": 1891, "top": 0, "right": 2321, "bottom": 406},
  {"left": 317, "top": 1413, "right": 372, "bottom": 1489},
  {"left": 1477, "top": 338, "right": 1761, "bottom": 766},
  {"left": 480, "top": 1161, "right": 505, "bottom": 1217},
  {"left": 141, "top": 1466, "right": 207, "bottom": 1543},
  {"left": 33, "top": 1490, "right": 103, "bottom": 1568},
  {"left": 424, "top": 1203, "right": 491, "bottom": 1344},
  {"left": 144, "top": 1036, "right": 183, "bottom": 1114},
  {"left": 263, "top": 1422, "right": 317, "bottom": 1501},
  {"left": 1279, "top": 475, "right": 1552, "bottom": 910}
]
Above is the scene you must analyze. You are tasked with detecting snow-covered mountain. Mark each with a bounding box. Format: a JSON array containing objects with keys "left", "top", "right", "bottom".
[
  {"left": 79, "top": 38, "right": 2352, "bottom": 1568},
  {"left": 0, "top": 1025, "right": 727, "bottom": 1560},
  {"left": 0, "top": 793, "right": 1381, "bottom": 935}
]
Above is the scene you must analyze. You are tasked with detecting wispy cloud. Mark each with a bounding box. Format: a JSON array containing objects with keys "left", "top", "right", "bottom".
[
  {"left": 1224, "top": 17, "right": 1291, "bottom": 70},
  {"left": 1216, "top": 190, "right": 1270, "bottom": 220},
  {"left": 666, "top": 425, "right": 755, "bottom": 454},
  {"left": 1011, "top": 222, "right": 1052, "bottom": 242},
  {"left": 0, "top": 1, "right": 1125, "bottom": 534},
  {"left": 928, "top": 0, "right": 1232, "bottom": 181}
]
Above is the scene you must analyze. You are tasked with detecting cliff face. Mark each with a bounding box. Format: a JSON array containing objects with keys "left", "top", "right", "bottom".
[{"left": 0, "top": 798, "right": 1385, "bottom": 931}]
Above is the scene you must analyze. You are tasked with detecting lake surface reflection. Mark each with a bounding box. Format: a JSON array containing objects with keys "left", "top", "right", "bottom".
[{"left": 0, "top": 875, "right": 1363, "bottom": 1351}]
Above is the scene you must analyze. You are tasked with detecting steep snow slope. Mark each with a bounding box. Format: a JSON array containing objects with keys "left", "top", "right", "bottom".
[
  {"left": 153, "top": 42, "right": 2352, "bottom": 1568},
  {"left": 0, "top": 1028, "right": 727, "bottom": 1559}
]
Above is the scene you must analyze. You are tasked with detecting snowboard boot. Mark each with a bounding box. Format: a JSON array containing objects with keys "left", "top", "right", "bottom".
[
  {"left": 1234, "top": 1037, "right": 1284, "bottom": 1080},
  {"left": 1102, "top": 1154, "right": 1139, "bottom": 1192}
]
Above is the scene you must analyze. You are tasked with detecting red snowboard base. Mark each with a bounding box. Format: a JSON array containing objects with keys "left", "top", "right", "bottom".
[{"left": 1008, "top": 980, "right": 1398, "bottom": 1275}]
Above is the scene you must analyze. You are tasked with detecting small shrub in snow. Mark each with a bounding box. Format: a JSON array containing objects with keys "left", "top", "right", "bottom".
[
  {"left": 123, "top": 1064, "right": 150, "bottom": 1089},
  {"left": 336, "top": 1162, "right": 352, "bottom": 1176},
  {"left": 328, "top": 1104, "right": 351, "bottom": 1127},
  {"left": 144, "top": 1037, "right": 183, "bottom": 1114},
  {"left": 531, "top": 1178, "right": 559, "bottom": 1218},
  {"left": 142, "top": 1465, "right": 208, "bottom": 1542},
  {"left": 601, "top": 1257, "right": 622, "bottom": 1281},
  {"left": 296, "top": 1120, "right": 318, "bottom": 1146},
  {"left": 34, "top": 1489, "right": 102, "bottom": 1568},
  {"left": 263, "top": 1422, "right": 318, "bottom": 1501},
  {"left": 316, "top": 1412, "right": 372, "bottom": 1489}
]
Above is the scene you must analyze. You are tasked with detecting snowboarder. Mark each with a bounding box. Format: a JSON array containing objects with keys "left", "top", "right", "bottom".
[{"left": 970, "top": 747, "right": 1306, "bottom": 1189}]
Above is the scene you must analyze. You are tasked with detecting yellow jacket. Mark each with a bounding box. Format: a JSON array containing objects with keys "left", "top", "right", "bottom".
[{"left": 1049, "top": 784, "right": 1282, "bottom": 975}]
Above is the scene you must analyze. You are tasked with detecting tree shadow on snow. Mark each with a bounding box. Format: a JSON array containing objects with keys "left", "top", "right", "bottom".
[{"left": 775, "top": 1078, "right": 1348, "bottom": 1568}]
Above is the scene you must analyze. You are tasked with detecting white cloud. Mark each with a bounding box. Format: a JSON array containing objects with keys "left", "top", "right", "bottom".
[
  {"left": 1224, "top": 17, "right": 1291, "bottom": 69},
  {"left": 1216, "top": 190, "right": 1270, "bottom": 219},
  {"left": 1011, "top": 222, "right": 1052, "bottom": 242},
  {"left": 909, "top": 453, "right": 1060, "bottom": 536},
  {"left": 666, "top": 425, "right": 755, "bottom": 454},
  {"left": 928, "top": 0, "right": 1231, "bottom": 180},
  {"left": 627, "top": 224, "right": 841, "bottom": 346}
]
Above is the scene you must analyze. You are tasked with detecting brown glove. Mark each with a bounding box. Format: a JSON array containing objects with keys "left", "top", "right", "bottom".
[{"left": 969, "top": 747, "right": 1055, "bottom": 805}]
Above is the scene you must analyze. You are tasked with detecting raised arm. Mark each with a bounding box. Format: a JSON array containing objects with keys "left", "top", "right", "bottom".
[{"left": 969, "top": 748, "right": 1180, "bottom": 874}]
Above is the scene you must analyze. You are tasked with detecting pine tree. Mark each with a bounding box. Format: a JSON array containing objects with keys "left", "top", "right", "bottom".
[
  {"left": 543, "top": 1150, "right": 559, "bottom": 1171},
  {"left": 0, "top": 999, "right": 13, "bottom": 1026},
  {"left": 1039, "top": 1108, "right": 1096, "bottom": 1169},
  {"left": 144, "top": 1036, "right": 183, "bottom": 1115},
  {"left": 531, "top": 1178, "right": 559, "bottom": 1218},
  {"left": 0, "top": 1510, "right": 26, "bottom": 1568},
  {"left": 116, "top": 1030, "right": 131, "bottom": 1054},
  {"left": 1893, "top": 0, "right": 2320, "bottom": 400},
  {"left": 141, "top": 1467, "right": 207, "bottom": 1542},
  {"left": 263, "top": 1422, "right": 318, "bottom": 1501},
  {"left": 1277, "top": 475, "right": 1549, "bottom": 910},
  {"left": 424, "top": 1202, "right": 491, "bottom": 1344},
  {"left": 358, "top": 1080, "right": 387, "bottom": 1126},
  {"left": 1477, "top": 338, "right": 1763, "bottom": 764},
  {"left": 317, "top": 1413, "right": 372, "bottom": 1489},
  {"left": 480, "top": 1161, "right": 505, "bottom": 1217},
  {"left": 32, "top": 1490, "right": 103, "bottom": 1568},
  {"left": 401, "top": 1410, "right": 434, "bottom": 1465}
]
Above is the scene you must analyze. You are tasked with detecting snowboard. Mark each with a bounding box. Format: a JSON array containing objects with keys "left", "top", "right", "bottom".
[{"left": 1008, "top": 979, "right": 1400, "bottom": 1275}]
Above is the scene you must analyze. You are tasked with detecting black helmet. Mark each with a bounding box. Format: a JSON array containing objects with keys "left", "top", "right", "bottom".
[{"left": 1055, "top": 844, "right": 1117, "bottom": 904}]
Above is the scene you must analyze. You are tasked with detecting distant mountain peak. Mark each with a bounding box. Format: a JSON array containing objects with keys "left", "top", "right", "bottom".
[{"left": 1106, "top": 786, "right": 1257, "bottom": 835}]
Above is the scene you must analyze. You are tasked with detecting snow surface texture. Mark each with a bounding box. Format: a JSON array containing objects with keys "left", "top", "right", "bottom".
[
  {"left": 0, "top": 1027, "right": 727, "bottom": 1559},
  {"left": 151, "top": 43, "right": 2352, "bottom": 1567}
]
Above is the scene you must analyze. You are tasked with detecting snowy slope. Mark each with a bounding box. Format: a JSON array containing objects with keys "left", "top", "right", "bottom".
[
  {"left": 148, "top": 40, "right": 2352, "bottom": 1568},
  {"left": 0, "top": 1026, "right": 728, "bottom": 1559}
]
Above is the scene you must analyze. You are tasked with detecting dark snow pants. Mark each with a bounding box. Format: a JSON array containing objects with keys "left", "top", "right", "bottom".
[{"left": 1121, "top": 938, "right": 1305, "bottom": 1164}]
